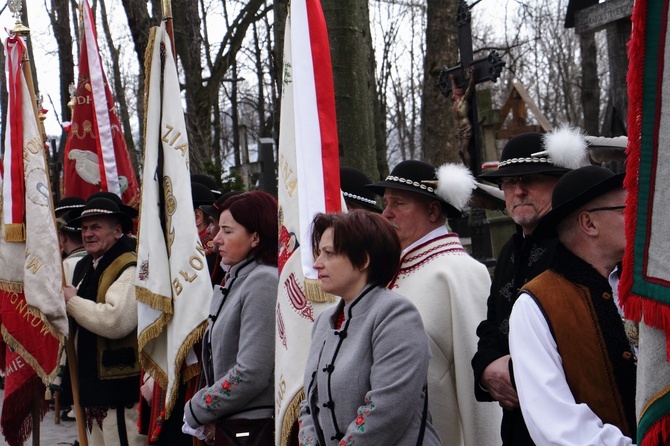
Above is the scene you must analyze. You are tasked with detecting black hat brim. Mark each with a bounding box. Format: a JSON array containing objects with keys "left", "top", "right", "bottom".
[
  {"left": 535, "top": 172, "right": 624, "bottom": 237},
  {"left": 200, "top": 204, "right": 219, "bottom": 220},
  {"left": 69, "top": 211, "right": 133, "bottom": 234},
  {"left": 478, "top": 164, "right": 570, "bottom": 182}
]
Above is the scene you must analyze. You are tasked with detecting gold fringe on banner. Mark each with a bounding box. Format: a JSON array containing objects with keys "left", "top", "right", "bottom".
[
  {"left": 140, "top": 351, "right": 168, "bottom": 391},
  {"left": 281, "top": 388, "right": 306, "bottom": 446},
  {"left": 138, "top": 312, "right": 170, "bottom": 354},
  {"left": 182, "top": 362, "right": 202, "bottom": 384},
  {"left": 1, "top": 325, "right": 65, "bottom": 385},
  {"left": 0, "top": 280, "right": 24, "bottom": 294},
  {"left": 4, "top": 223, "right": 26, "bottom": 242},
  {"left": 164, "top": 320, "right": 208, "bottom": 417},
  {"left": 304, "top": 278, "right": 337, "bottom": 303},
  {"left": 142, "top": 27, "right": 157, "bottom": 141},
  {"left": 136, "top": 286, "right": 173, "bottom": 313}
]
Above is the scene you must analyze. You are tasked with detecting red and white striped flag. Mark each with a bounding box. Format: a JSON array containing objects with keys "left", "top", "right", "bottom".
[
  {"left": 0, "top": 34, "right": 67, "bottom": 381},
  {"left": 275, "top": 1, "right": 342, "bottom": 443},
  {"left": 63, "top": 0, "right": 139, "bottom": 207}
]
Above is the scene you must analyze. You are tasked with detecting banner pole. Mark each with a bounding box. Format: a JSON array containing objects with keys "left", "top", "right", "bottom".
[
  {"left": 31, "top": 397, "right": 40, "bottom": 446},
  {"left": 162, "top": 0, "right": 176, "bottom": 58}
]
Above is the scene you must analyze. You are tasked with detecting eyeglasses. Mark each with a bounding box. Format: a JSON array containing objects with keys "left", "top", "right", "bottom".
[
  {"left": 499, "top": 175, "right": 547, "bottom": 191},
  {"left": 585, "top": 205, "right": 626, "bottom": 214}
]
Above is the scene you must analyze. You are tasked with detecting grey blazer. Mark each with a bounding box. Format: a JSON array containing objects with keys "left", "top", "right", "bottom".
[
  {"left": 298, "top": 285, "right": 442, "bottom": 446},
  {"left": 185, "top": 259, "right": 277, "bottom": 427}
]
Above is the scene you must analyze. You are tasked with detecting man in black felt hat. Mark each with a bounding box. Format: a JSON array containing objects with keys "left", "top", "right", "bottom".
[
  {"left": 191, "top": 182, "right": 217, "bottom": 275},
  {"left": 63, "top": 196, "right": 145, "bottom": 445},
  {"left": 368, "top": 160, "right": 500, "bottom": 446},
  {"left": 55, "top": 197, "right": 87, "bottom": 284},
  {"left": 472, "top": 130, "right": 586, "bottom": 446},
  {"left": 340, "top": 167, "right": 381, "bottom": 213},
  {"left": 508, "top": 165, "right": 635, "bottom": 445}
]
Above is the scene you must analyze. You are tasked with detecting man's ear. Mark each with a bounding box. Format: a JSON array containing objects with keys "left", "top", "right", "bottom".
[
  {"left": 427, "top": 200, "right": 442, "bottom": 223},
  {"left": 577, "top": 211, "right": 599, "bottom": 237},
  {"left": 194, "top": 208, "right": 205, "bottom": 226}
]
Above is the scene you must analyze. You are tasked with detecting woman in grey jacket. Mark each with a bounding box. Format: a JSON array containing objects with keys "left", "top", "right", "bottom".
[
  {"left": 184, "top": 191, "right": 277, "bottom": 444},
  {"left": 299, "top": 211, "right": 442, "bottom": 446}
]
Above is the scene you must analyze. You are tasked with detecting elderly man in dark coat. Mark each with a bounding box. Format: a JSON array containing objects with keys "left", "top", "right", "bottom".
[{"left": 63, "top": 196, "right": 144, "bottom": 446}]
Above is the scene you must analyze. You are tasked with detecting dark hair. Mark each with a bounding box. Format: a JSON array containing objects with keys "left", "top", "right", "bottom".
[
  {"left": 311, "top": 210, "right": 401, "bottom": 287},
  {"left": 219, "top": 191, "right": 278, "bottom": 266}
]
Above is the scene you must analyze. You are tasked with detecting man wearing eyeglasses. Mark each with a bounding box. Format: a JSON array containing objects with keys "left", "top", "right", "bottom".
[
  {"left": 508, "top": 165, "right": 635, "bottom": 445},
  {"left": 472, "top": 131, "right": 577, "bottom": 445}
]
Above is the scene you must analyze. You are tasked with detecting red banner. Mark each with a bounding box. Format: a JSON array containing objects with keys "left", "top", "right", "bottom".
[
  {"left": 63, "top": 0, "right": 139, "bottom": 207},
  {"left": 0, "top": 344, "right": 48, "bottom": 446},
  {"left": 0, "top": 290, "right": 62, "bottom": 386}
]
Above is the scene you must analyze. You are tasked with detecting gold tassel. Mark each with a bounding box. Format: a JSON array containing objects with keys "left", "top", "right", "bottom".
[
  {"left": 281, "top": 389, "right": 306, "bottom": 446},
  {"left": 4, "top": 223, "right": 26, "bottom": 242},
  {"left": 304, "top": 278, "right": 337, "bottom": 303}
]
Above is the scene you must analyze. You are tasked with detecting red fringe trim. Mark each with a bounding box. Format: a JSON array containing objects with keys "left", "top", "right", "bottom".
[
  {"left": 621, "top": 0, "right": 670, "bottom": 359},
  {"left": 0, "top": 375, "right": 48, "bottom": 446},
  {"left": 620, "top": 0, "right": 646, "bottom": 313},
  {"left": 641, "top": 412, "right": 670, "bottom": 446}
]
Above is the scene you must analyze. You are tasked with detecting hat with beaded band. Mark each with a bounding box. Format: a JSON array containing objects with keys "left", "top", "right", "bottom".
[
  {"left": 367, "top": 160, "right": 477, "bottom": 218},
  {"left": 478, "top": 128, "right": 589, "bottom": 182},
  {"left": 340, "top": 167, "right": 381, "bottom": 213}
]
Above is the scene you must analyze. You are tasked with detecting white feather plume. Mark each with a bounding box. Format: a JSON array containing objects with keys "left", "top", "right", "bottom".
[
  {"left": 539, "top": 124, "right": 590, "bottom": 169},
  {"left": 435, "top": 163, "right": 476, "bottom": 211}
]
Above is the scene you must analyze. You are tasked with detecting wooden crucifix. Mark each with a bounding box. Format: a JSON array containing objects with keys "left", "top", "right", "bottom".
[
  {"left": 438, "top": 0, "right": 505, "bottom": 176},
  {"left": 567, "top": 0, "right": 633, "bottom": 136}
]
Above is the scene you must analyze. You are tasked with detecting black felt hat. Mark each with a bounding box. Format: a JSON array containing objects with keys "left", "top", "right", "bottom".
[
  {"left": 535, "top": 165, "right": 624, "bottom": 235},
  {"left": 340, "top": 167, "right": 381, "bottom": 213},
  {"left": 54, "top": 196, "right": 85, "bottom": 218},
  {"left": 57, "top": 209, "right": 82, "bottom": 233},
  {"left": 191, "top": 173, "right": 222, "bottom": 199},
  {"left": 200, "top": 190, "right": 244, "bottom": 220},
  {"left": 191, "top": 182, "right": 216, "bottom": 207},
  {"left": 70, "top": 197, "right": 134, "bottom": 233},
  {"left": 87, "top": 191, "right": 139, "bottom": 218},
  {"left": 478, "top": 132, "right": 572, "bottom": 181},
  {"left": 366, "top": 160, "right": 462, "bottom": 218}
]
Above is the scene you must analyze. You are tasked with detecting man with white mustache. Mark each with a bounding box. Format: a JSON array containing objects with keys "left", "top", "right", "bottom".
[
  {"left": 367, "top": 161, "right": 500, "bottom": 446},
  {"left": 472, "top": 129, "right": 585, "bottom": 445}
]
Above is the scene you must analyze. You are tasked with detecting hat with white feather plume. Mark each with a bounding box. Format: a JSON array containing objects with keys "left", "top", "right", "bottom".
[
  {"left": 366, "top": 160, "right": 475, "bottom": 218},
  {"left": 479, "top": 126, "right": 589, "bottom": 182}
]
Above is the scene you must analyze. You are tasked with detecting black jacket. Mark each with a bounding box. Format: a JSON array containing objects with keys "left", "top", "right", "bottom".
[{"left": 471, "top": 228, "right": 558, "bottom": 445}]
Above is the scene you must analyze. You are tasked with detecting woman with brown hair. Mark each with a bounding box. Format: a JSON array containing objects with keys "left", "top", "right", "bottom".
[
  {"left": 299, "top": 210, "right": 442, "bottom": 446},
  {"left": 183, "top": 191, "right": 277, "bottom": 445}
]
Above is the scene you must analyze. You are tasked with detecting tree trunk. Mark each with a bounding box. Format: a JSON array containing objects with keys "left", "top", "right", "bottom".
[
  {"left": 120, "top": 0, "right": 160, "bottom": 153},
  {"left": 48, "top": 0, "right": 75, "bottom": 164},
  {"left": 273, "top": 0, "right": 289, "bottom": 94},
  {"left": 322, "top": 0, "right": 379, "bottom": 179},
  {"left": 603, "top": 19, "right": 630, "bottom": 136},
  {"left": 421, "top": 0, "right": 459, "bottom": 166},
  {"left": 99, "top": 0, "right": 139, "bottom": 173},
  {"left": 369, "top": 29, "right": 388, "bottom": 180},
  {"left": 580, "top": 32, "right": 599, "bottom": 135}
]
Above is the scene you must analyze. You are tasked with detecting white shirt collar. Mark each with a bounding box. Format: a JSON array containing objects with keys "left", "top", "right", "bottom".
[{"left": 402, "top": 225, "right": 449, "bottom": 256}]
